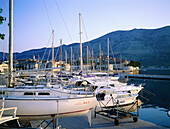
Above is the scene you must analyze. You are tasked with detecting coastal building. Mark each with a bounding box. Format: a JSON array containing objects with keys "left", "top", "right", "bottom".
[{"left": 0, "top": 62, "right": 8, "bottom": 73}]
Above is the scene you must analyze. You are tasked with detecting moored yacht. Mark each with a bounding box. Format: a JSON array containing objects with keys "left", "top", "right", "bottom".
[{"left": 0, "top": 85, "right": 97, "bottom": 122}]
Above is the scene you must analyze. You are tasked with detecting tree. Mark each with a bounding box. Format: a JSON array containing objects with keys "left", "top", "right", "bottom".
[
  {"left": 127, "top": 60, "right": 141, "bottom": 68},
  {"left": 0, "top": 8, "right": 6, "bottom": 40}
]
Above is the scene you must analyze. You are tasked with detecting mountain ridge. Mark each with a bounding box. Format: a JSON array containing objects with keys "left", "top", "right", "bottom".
[{"left": 1, "top": 25, "right": 170, "bottom": 68}]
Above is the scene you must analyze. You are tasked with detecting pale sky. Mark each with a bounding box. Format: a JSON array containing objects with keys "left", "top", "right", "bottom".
[{"left": 0, "top": 0, "right": 170, "bottom": 52}]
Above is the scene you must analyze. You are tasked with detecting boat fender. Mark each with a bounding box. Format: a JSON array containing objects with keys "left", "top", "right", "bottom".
[{"left": 168, "top": 111, "right": 170, "bottom": 117}]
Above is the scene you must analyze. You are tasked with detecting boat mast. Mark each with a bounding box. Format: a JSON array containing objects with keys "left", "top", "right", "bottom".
[
  {"left": 99, "top": 44, "right": 101, "bottom": 72},
  {"left": 107, "top": 37, "right": 109, "bottom": 76},
  {"left": 87, "top": 46, "right": 88, "bottom": 71},
  {"left": 79, "top": 13, "right": 83, "bottom": 71},
  {"left": 51, "top": 30, "right": 54, "bottom": 75},
  {"left": 92, "top": 48, "right": 94, "bottom": 71},
  {"left": 59, "top": 39, "right": 62, "bottom": 74},
  {"left": 71, "top": 46, "right": 72, "bottom": 73},
  {"left": 60, "top": 39, "right": 62, "bottom": 64},
  {"left": 8, "top": 0, "right": 13, "bottom": 87},
  {"left": 65, "top": 50, "right": 67, "bottom": 71},
  {"left": 52, "top": 30, "right": 54, "bottom": 66}
]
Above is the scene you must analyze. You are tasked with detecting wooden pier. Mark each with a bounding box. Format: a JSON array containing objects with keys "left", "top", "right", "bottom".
[{"left": 125, "top": 74, "right": 170, "bottom": 80}]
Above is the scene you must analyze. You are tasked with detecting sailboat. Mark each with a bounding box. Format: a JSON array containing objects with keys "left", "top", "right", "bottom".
[
  {"left": 0, "top": 0, "right": 97, "bottom": 124},
  {"left": 66, "top": 36, "right": 143, "bottom": 108},
  {"left": 1, "top": 85, "right": 97, "bottom": 121}
]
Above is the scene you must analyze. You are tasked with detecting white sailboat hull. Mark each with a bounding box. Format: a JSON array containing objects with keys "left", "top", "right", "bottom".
[{"left": 0, "top": 96, "right": 97, "bottom": 121}]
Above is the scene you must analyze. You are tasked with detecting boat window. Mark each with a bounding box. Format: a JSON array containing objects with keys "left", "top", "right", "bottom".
[
  {"left": 75, "top": 81, "right": 83, "bottom": 86},
  {"left": 38, "top": 92, "right": 50, "bottom": 95},
  {"left": 96, "top": 93, "right": 106, "bottom": 100},
  {"left": 30, "top": 76, "right": 36, "bottom": 78},
  {"left": 100, "top": 86, "right": 104, "bottom": 88},
  {"left": 24, "top": 92, "right": 35, "bottom": 95},
  {"left": 117, "top": 94, "right": 131, "bottom": 98},
  {"left": 110, "top": 84, "right": 115, "bottom": 87}
]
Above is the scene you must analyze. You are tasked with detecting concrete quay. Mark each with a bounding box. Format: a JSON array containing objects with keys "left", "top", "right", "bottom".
[
  {"left": 125, "top": 74, "right": 170, "bottom": 80},
  {"left": 30, "top": 114, "right": 169, "bottom": 129}
]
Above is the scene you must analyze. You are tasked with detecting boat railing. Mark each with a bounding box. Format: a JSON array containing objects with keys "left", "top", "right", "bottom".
[
  {"left": 0, "top": 97, "right": 18, "bottom": 125},
  {"left": 0, "top": 106, "right": 17, "bottom": 119}
]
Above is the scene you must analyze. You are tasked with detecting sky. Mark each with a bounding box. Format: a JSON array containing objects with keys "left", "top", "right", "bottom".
[{"left": 0, "top": 0, "right": 170, "bottom": 53}]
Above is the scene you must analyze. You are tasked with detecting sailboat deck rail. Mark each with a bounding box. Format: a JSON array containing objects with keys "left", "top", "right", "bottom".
[{"left": 0, "top": 106, "right": 18, "bottom": 125}]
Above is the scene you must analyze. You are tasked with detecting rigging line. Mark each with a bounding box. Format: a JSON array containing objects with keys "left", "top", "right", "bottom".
[
  {"left": 110, "top": 41, "right": 118, "bottom": 72},
  {"left": 40, "top": 31, "right": 53, "bottom": 67},
  {"left": 2, "top": 0, "right": 7, "bottom": 61},
  {"left": 111, "top": 42, "right": 118, "bottom": 72},
  {"left": 54, "top": 46, "right": 59, "bottom": 61},
  {"left": 63, "top": 47, "right": 69, "bottom": 61},
  {"left": 54, "top": 0, "right": 73, "bottom": 42},
  {"left": 43, "top": 0, "right": 53, "bottom": 30},
  {"left": 47, "top": 49, "right": 51, "bottom": 62},
  {"left": 81, "top": 17, "right": 93, "bottom": 57},
  {"left": 45, "top": 49, "right": 51, "bottom": 68}
]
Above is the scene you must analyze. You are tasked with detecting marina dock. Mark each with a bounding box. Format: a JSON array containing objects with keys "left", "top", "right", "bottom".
[
  {"left": 30, "top": 114, "right": 169, "bottom": 129},
  {"left": 125, "top": 74, "right": 170, "bottom": 80}
]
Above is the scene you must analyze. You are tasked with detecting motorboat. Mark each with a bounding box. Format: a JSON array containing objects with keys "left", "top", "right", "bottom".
[
  {"left": 69, "top": 76, "right": 143, "bottom": 94},
  {"left": 96, "top": 91, "right": 138, "bottom": 108}
]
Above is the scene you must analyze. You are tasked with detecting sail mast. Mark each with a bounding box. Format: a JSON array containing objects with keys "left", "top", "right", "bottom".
[
  {"left": 107, "top": 37, "right": 109, "bottom": 76},
  {"left": 79, "top": 13, "right": 83, "bottom": 71},
  {"left": 65, "top": 50, "right": 67, "bottom": 71},
  {"left": 52, "top": 30, "right": 54, "bottom": 67},
  {"left": 60, "top": 39, "right": 62, "bottom": 63},
  {"left": 71, "top": 46, "right": 72, "bottom": 73},
  {"left": 87, "top": 46, "right": 88, "bottom": 71},
  {"left": 8, "top": 0, "right": 13, "bottom": 87},
  {"left": 51, "top": 30, "right": 54, "bottom": 76},
  {"left": 92, "top": 48, "right": 94, "bottom": 71},
  {"left": 99, "top": 44, "right": 101, "bottom": 72}
]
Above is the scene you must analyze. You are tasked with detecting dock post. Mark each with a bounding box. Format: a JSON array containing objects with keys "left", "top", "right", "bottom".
[
  {"left": 57, "top": 100, "right": 59, "bottom": 127},
  {"left": 51, "top": 114, "right": 55, "bottom": 129},
  {"left": 86, "top": 109, "right": 92, "bottom": 127},
  {"left": 94, "top": 106, "right": 97, "bottom": 118}
]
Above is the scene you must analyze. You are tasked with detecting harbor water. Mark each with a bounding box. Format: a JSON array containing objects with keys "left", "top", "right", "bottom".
[{"left": 127, "top": 69, "right": 170, "bottom": 128}]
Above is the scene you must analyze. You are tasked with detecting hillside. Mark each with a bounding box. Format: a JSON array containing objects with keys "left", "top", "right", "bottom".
[{"left": 1, "top": 26, "right": 170, "bottom": 68}]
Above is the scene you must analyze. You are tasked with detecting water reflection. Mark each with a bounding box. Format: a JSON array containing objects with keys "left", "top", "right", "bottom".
[
  {"left": 126, "top": 69, "right": 170, "bottom": 127},
  {"left": 128, "top": 79, "right": 170, "bottom": 109}
]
